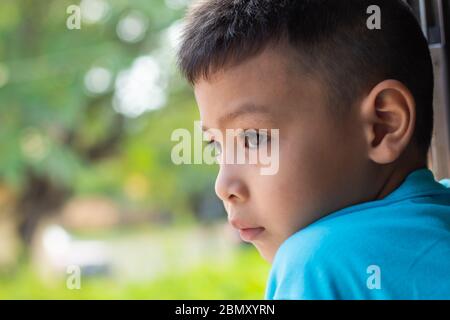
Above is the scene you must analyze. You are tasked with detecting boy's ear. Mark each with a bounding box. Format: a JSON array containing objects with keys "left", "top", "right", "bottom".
[{"left": 359, "top": 80, "right": 416, "bottom": 164}]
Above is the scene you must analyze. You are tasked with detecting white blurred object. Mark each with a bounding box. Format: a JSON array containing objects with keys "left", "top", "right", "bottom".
[
  {"left": 116, "top": 11, "right": 148, "bottom": 43},
  {"left": 80, "top": 0, "right": 110, "bottom": 24},
  {"left": 40, "top": 224, "right": 110, "bottom": 277},
  {"left": 166, "top": 19, "right": 184, "bottom": 51},
  {"left": 84, "top": 67, "right": 112, "bottom": 94},
  {"left": 113, "top": 55, "right": 166, "bottom": 118}
]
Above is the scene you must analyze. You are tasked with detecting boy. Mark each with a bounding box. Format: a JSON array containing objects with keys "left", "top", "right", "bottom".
[{"left": 177, "top": 0, "right": 450, "bottom": 299}]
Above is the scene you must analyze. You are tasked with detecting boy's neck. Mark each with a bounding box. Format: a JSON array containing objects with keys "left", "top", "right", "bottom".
[{"left": 374, "top": 146, "right": 428, "bottom": 200}]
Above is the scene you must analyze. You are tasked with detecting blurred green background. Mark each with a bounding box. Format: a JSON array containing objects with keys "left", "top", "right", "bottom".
[{"left": 0, "top": 0, "right": 269, "bottom": 299}]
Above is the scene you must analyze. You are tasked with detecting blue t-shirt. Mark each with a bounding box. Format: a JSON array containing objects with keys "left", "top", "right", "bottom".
[{"left": 265, "top": 168, "right": 450, "bottom": 299}]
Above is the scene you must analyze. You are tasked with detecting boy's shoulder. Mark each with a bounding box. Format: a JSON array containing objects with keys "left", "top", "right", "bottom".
[
  {"left": 275, "top": 176, "right": 450, "bottom": 264},
  {"left": 266, "top": 173, "right": 450, "bottom": 299}
]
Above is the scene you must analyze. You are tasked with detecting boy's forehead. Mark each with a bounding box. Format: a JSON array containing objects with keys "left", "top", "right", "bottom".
[
  {"left": 195, "top": 44, "right": 302, "bottom": 90},
  {"left": 193, "top": 46, "right": 321, "bottom": 128}
]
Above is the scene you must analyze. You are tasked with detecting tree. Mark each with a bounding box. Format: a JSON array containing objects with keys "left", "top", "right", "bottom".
[{"left": 0, "top": 0, "right": 219, "bottom": 252}]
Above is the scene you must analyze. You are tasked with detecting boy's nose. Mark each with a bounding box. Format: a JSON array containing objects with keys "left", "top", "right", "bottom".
[{"left": 214, "top": 164, "right": 249, "bottom": 204}]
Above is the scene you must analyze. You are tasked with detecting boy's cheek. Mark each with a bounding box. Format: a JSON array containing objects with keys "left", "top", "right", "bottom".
[{"left": 262, "top": 187, "right": 324, "bottom": 234}]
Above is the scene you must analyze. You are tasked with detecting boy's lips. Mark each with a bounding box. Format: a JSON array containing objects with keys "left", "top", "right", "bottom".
[
  {"left": 238, "top": 227, "right": 265, "bottom": 242},
  {"left": 229, "top": 219, "right": 265, "bottom": 242}
]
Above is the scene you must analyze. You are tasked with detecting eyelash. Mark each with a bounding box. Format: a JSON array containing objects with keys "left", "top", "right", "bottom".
[
  {"left": 242, "top": 130, "right": 270, "bottom": 149},
  {"left": 205, "top": 130, "right": 271, "bottom": 152}
]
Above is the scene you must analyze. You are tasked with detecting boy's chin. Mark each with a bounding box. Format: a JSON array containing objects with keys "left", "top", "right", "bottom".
[{"left": 253, "top": 241, "right": 277, "bottom": 264}]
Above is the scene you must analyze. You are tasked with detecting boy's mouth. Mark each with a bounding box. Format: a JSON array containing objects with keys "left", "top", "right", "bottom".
[
  {"left": 229, "top": 218, "right": 265, "bottom": 242},
  {"left": 238, "top": 227, "right": 265, "bottom": 242}
]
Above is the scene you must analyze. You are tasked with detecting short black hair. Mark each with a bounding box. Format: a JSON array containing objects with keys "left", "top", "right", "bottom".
[{"left": 177, "top": 0, "right": 434, "bottom": 155}]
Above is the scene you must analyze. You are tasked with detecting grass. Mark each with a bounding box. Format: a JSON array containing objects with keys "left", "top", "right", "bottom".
[{"left": 0, "top": 246, "right": 270, "bottom": 299}]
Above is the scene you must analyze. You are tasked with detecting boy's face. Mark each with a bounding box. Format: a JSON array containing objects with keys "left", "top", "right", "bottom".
[{"left": 194, "top": 45, "right": 373, "bottom": 262}]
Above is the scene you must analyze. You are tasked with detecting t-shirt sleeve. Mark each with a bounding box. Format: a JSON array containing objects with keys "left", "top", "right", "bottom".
[
  {"left": 265, "top": 230, "right": 347, "bottom": 300},
  {"left": 264, "top": 225, "right": 389, "bottom": 300}
]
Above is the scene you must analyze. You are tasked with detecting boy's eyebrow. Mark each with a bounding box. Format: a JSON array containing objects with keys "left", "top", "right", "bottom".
[{"left": 201, "top": 103, "right": 271, "bottom": 131}]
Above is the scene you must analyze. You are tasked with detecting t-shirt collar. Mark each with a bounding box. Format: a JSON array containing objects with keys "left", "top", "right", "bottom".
[{"left": 382, "top": 167, "right": 445, "bottom": 202}]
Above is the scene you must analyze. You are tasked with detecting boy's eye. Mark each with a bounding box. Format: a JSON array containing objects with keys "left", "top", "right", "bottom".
[
  {"left": 205, "top": 140, "right": 222, "bottom": 157},
  {"left": 243, "top": 130, "right": 269, "bottom": 149}
]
